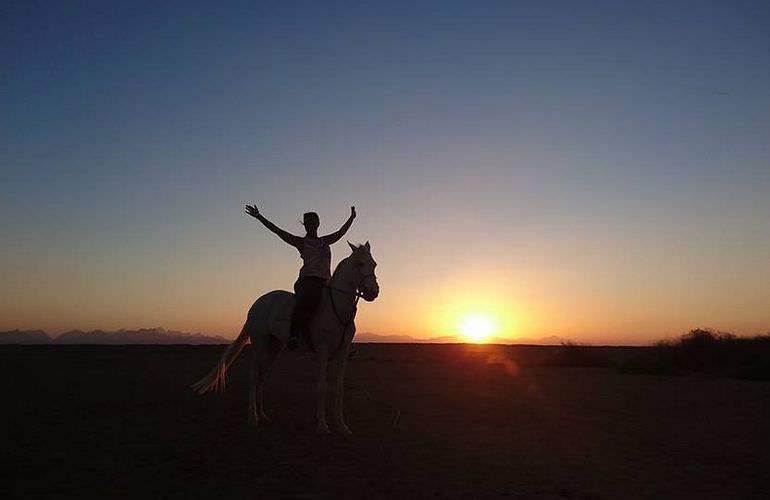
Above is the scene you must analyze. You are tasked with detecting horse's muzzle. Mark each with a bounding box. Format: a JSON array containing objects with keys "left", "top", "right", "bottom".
[{"left": 361, "top": 285, "right": 379, "bottom": 302}]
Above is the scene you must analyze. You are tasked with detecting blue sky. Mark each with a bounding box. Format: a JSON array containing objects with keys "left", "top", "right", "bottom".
[{"left": 2, "top": 1, "right": 769, "bottom": 341}]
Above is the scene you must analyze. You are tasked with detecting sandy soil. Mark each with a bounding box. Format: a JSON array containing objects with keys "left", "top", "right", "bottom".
[{"left": 1, "top": 344, "right": 768, "bottom": 499}]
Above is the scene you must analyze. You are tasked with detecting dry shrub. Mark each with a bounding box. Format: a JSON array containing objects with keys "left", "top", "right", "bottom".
[{"left": 621, "top": 328, "right": 770, "bottom": 379}]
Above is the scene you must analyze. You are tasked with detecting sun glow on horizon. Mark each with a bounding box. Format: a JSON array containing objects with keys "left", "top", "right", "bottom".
[
  {"left": 427, "top": 284, "right": 532, "bottom": 343},
  {"left": 458, "top": 313, "right": 498, "bottom": 343}
]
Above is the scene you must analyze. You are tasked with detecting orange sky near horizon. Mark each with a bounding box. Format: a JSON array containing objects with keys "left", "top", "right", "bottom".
[{"left": 3, "top": 205, "right": 769, "bottom": 346}]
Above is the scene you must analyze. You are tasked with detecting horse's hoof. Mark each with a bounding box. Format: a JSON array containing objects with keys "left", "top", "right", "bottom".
[
  {"left": 335, "top": 424, "right": 352, "bottom": 435},
  {"left": 316, "top": 423, "right": 331, "bottom": 435},
  {"left": 248, "top": 415, "right": 259, "bottom": 428},
  {"left": 258, "top": 413, "right": 272, "bottom": 425}
]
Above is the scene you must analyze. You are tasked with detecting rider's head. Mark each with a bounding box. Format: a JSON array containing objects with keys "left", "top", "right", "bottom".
[{"left": 302, "top": 212, "right": 320, "bottom": 233}]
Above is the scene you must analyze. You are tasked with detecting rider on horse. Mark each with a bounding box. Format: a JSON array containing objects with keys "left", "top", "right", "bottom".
[{"left": 244, "top": 204, "right": 356, "bottom": 350}]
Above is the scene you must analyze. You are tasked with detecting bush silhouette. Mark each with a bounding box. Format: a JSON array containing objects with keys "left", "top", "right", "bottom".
[{"left": 621, "top": 328, "right": 770, "bottom": 379}]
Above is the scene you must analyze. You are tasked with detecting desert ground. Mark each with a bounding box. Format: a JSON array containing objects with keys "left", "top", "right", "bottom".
[{"left": 1, "top": 343, "right": 768, "bottom": 499}]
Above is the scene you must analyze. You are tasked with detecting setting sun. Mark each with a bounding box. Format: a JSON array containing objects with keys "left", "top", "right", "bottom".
[{"left": 458, "top": 313, "right": 498, "bottom": 343}]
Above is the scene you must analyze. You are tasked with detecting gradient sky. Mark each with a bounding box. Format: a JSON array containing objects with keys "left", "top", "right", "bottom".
[{"left": 2, "top": 1, "right": 769, "bottom": 344}]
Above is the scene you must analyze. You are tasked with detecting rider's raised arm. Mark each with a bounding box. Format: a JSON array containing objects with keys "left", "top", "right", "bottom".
[
  {"left": 322, "top": 206, "right": 356, "bottom": 245},
  {"left": 245, "top": 205, "right": 303, "bottom": 250}
]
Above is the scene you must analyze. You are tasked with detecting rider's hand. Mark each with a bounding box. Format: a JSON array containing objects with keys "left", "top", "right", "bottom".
[
  {"left": 245, "top": 204, "right": 260, "bottom": 218},
  {"left": 350, "top": 206, "right": 356, "bottom": 219}
]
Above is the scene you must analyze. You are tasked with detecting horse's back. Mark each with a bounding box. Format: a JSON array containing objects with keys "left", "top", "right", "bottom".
[{"left": 246, "top": 290, "right": 294, "bottom": 343}]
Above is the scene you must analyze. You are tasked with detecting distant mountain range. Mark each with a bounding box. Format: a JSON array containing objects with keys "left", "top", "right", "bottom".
[
  {"left": 0, "top": 330, "right": 52, "bottom": 344},
  {"left": 353, "top": 332, "right": 568, "bottom": 345},
  {"left": 0, "top": 328, "right": 567, "bottom": 346},
  {"left": 0, "top": 328, "right": 228, "bottom": 345}
]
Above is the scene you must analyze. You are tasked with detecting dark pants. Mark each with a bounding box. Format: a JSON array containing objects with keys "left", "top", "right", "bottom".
[{"left": 290, "top": 276, "right": 326, "bottom": 340}]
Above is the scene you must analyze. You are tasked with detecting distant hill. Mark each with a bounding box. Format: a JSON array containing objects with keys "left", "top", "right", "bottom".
[
  {"left": 354, "top": 332, "right": 423, "bottom": 343},
  {"left": 0, "top": 328, "right": 228, "bottom": 345},
  {"left": 54, "top": 328, "right": 228, "bottom": 345},
  {"left": 0, "top": 330, "right": 52, "bottom": 344},
  {"left": 512, "top": 335, "right": 567, "bottom": 345},
  {"left": 354, "top": 332, "right": 569, "bottom": 345}
]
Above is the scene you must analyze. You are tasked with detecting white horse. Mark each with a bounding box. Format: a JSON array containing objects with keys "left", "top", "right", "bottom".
[{"left": 192, "top": 242, "right": 379, "bottom": 434}]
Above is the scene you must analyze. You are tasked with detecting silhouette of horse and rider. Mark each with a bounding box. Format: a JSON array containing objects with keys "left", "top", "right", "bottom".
[{"left": 193, "top": 206, "right": 379, "bottom": 434}]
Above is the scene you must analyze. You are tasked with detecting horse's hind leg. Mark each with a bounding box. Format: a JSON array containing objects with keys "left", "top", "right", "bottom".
[
  {"left": 256, "top": 336, "right": 282, "bottom": 423},
  {"left": 248, "top": 334, "right": 270, "bottom": 428},
  {"left": 248, "top": 349, "right": 260, "bottom": 428},
  {"left": 315, "top": 348, "right": 331, "bottom": 435}
]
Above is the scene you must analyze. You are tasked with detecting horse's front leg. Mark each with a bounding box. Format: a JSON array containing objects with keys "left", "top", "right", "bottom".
[
  {"left": 248, "top": 359, "right": 259, "bottom": 428},
  {"left": 316, "top": 348, "right": 331, "bottom": 434},
  {"left": 329, "top": 347, "right": 351, "bottom": 435}
]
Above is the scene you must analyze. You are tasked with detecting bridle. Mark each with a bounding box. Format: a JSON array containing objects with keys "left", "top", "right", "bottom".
[
  {"left": 327, "top": 272, "right": 376, "bottom": 299},
  {"left": 327, "top": 272, "right": 377, "bottom": 322},
  {"left": 326, "top": 271, "right": 377, "bottom": 356}
]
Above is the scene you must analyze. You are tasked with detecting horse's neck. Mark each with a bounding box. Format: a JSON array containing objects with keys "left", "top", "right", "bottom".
[
  {"left": 328, "top": 258, "right": 357, "bottom": 315},
  {"left": 330, "top": 258, "right": 356, "bottom": 291}
]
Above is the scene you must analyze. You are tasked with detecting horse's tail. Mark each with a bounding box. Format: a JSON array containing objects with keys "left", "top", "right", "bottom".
[{"left": 191, "top": 322, "right": 250, "bottom": 395}]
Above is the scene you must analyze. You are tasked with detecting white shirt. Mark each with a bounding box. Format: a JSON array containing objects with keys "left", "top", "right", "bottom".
[{"left": 298, "top": 237, "right": 331, "bottom": 279}]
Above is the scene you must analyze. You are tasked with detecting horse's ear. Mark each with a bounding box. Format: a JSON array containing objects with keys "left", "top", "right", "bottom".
[
  {"left": 364, "top": 241, "right": 370, "bottom": 251},
  {"left": 347, "top": 241, "right": 356, "bottom": 253}
]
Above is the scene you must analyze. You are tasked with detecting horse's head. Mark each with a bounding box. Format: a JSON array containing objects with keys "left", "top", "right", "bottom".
[{"left": 348, "top": 241, "right": 379, "bottom": 302}]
